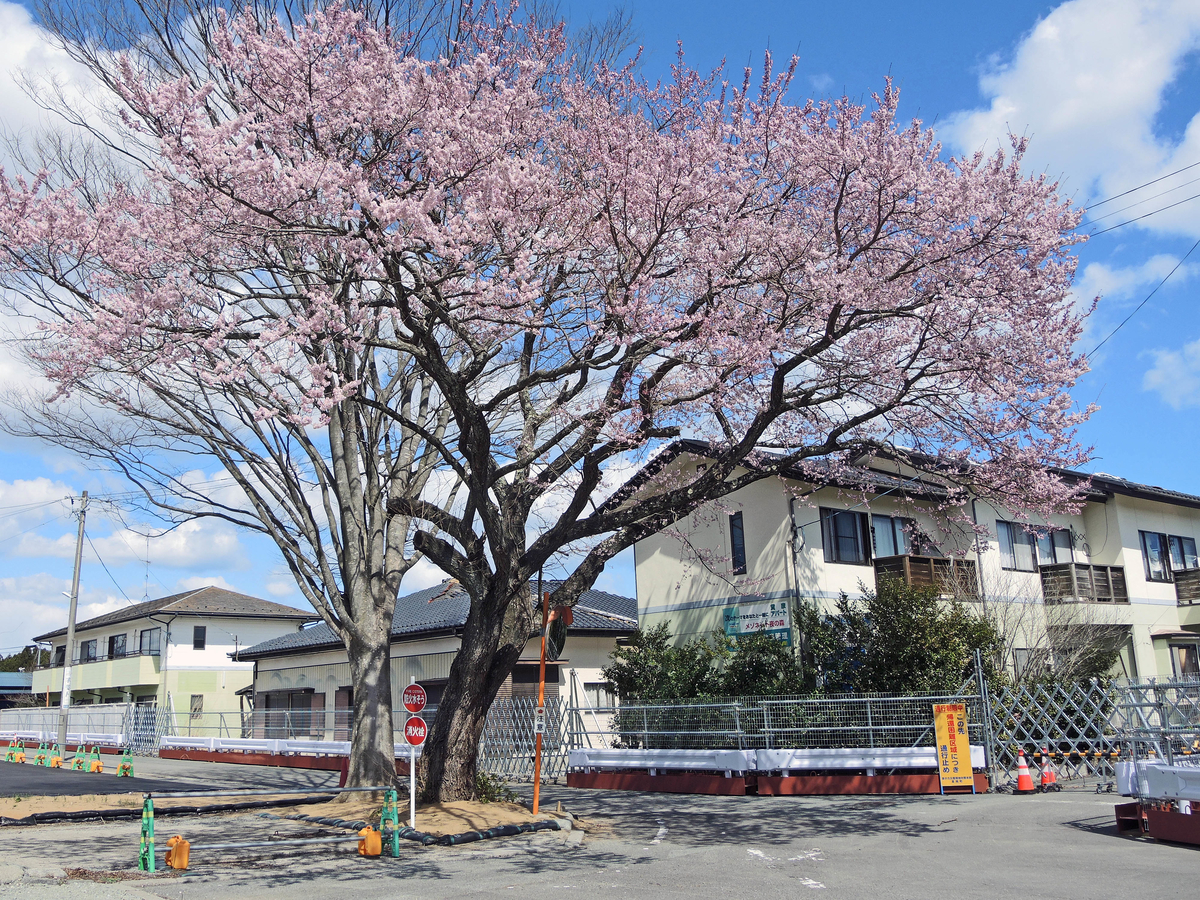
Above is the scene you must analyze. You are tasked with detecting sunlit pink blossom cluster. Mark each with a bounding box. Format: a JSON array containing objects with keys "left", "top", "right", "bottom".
[{"left": 0, "top": 1, "right": 1092, "bottom": 522}]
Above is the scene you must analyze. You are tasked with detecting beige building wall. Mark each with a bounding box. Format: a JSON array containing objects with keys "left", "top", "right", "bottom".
[{"left": 632, "top": 462, "right": 1200, "bottom": 680}]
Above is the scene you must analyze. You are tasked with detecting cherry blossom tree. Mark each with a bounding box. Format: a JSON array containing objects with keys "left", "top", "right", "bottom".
[{"left": 1, "top": 2, "right": 1093, "bottom": 798}]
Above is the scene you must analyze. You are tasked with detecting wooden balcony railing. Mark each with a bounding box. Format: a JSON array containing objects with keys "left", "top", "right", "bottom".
[
  {"left": 1174, "top": 567, "right": 1200, "bottom": 605},
  {"left": 1039, "top": 563, "right": 1128, "bottom": 604},
  {"left": 873, "top": 555, "right": 978, "bottom": 598}
]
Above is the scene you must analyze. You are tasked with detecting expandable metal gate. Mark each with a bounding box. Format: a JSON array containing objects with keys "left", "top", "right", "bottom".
[{"left": 138, "top": 786, "right": 402, "bottom": 871}]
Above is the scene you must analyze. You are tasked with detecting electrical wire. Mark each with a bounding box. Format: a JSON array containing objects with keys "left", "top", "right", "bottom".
[
  {"left": 0, "top": 512, "right": 70, "bottom": 546},
  {"left": 1087, "top": 234, "right": 1200, "bottom": 357},
  {"left": 1088, "top": 189, "right": 1200, "bottom": 236},
  {"left": 1087, "top": 159, "right": 1200, "bottom": 209},
  {"left": 84, "top": 533, "right": 132, "bottom": 602},
  {"left": 1082, "top": 174, "right": 1200, "bottom": 225}
]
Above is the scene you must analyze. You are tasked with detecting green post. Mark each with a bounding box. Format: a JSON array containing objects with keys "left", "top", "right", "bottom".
[
  {"left": 381, "top": 789, "right": 401, "bottom": 858},
  {"left": 138, "top": 796, "right": 155, "bottom": 872},
  {"left": 117, "top": 746, "right": 134, "bottom": 777}
]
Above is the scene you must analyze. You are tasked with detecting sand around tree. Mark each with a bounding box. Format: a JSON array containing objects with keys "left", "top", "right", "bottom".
[{"left": 287, "top": 797, "right": 548, "bottom": 835}]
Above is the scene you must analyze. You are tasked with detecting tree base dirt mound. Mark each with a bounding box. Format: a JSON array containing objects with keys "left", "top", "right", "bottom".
[{"left": 286, "top": 797, "right": 546, "bottom": 835}]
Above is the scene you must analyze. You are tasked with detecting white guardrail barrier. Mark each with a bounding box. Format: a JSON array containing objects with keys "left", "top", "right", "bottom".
[
  {"left": 566, "top": 745, "right": 985, "bottom": 776},
  {"left": 0, "top": 730, "right": 124, "bottom": 746},
  {"left": 158, "top": 736, "right": 423, "bottom": 759},
  {"left": 1117, "top": 760, "right": 1200, "bottom": 801}
]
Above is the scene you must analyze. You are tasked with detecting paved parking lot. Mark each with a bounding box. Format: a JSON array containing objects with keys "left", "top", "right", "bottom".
[
  {"left": 0, "top": 759, "right": 1196, "bottom": 900},
  {"left": 0, "top": 755, "right": 340, "bottom": 798}
]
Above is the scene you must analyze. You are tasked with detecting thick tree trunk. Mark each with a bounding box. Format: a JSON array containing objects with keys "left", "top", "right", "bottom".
[
  {"left": 421, "top": 588, "right": 528, "bottom": 801},
  {"left": 344, "top": 625, "right": 397, "bottom": 789}
]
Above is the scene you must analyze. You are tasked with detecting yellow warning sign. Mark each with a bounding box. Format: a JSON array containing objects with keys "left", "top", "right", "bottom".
[{"left": 933, "top": 703, "right": 973, "bottom": 791}]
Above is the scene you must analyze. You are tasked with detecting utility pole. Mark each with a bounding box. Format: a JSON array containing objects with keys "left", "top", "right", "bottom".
[{"left": 56, "top": 491, "right": 88, "bottom": 751}]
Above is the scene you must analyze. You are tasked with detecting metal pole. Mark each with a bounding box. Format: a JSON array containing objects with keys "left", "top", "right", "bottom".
[
  {"left": 57, "top": 491, "right": 88, "bottom": 751},
  {"left": 409, "top": 677, "right": 417, "bottom": 830},
  {"left": 532, "top": 591, "right": 550, "bottom": 815}
]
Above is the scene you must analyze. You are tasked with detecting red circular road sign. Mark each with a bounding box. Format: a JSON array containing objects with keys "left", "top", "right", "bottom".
[
  {"left": 402, "top": 683, "right": 427, "bottom": 713},
  {"left": 404, "top": 715, "right": 427, "bottom": 746}
]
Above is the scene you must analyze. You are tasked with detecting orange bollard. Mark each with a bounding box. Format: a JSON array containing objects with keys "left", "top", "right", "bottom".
[
  {"left": 1014, "top": 750, "right": 1036, "bottom": 794},
  {"left": 358, "top": 826, "right": 382, "bottom": 857},
  {"left": 165, "top": 835, "right": 190, "bottom": 870}
]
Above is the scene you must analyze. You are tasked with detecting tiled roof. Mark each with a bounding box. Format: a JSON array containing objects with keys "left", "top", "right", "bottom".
[
  {"left": 1086, "top": 472, "right": 1200, "bottom": 511},
  {"left": 238, "top": 580, "right": 637, "bottom": 659},
  {"left": 33, "top": 586, "right": 317, "bottom": 642}
]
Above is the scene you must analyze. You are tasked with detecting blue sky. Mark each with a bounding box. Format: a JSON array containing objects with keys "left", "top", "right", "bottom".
[{"left": 1, "top": 0, "right": 1199, "bottom": 650}]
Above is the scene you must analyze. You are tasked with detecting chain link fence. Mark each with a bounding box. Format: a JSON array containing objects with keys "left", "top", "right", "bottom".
[{"left": 564, "top": 690, "right": 989, "bottom": 757}]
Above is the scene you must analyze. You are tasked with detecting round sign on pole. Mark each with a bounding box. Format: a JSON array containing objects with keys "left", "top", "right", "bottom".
[
  {"left": 404, "top": 715, "right": 427, "bottom": 746},
  {"left": 402, "top": 683, "right": 427, "bottom": 713}
]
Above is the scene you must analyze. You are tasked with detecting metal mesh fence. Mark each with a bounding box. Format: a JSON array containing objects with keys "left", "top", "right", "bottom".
[
  {"left": 478, "top": 698, "right": 566, "bottom": 781},
  {"left": 564, "top": 691, "right": 989, "bottom": 757},
  {"left": 987, "top": 680, "right": 1120, "bottom": 783},
  {"left": 1113, "top": 678, "right": 1200, "bottom": 768},
  {"left": 11, "top": 679, "right": 1194, "bottom": 786}
]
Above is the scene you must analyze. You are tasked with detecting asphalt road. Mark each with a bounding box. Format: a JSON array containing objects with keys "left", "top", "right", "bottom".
[
  {"left": 0, "top": 756, "right": 340, "bottom": 798},
  {"left": 0, "top": 765, "right": 1196, "bottom": 900},
  {"left": 0, "top": 761, "right": 205, "bottom": 798}
]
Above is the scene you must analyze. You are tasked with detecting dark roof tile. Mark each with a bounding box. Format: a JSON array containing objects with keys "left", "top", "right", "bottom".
[
  {"left": 34, "top": 586, "right": 316, "bottom": 642},
  {"left": 238, "top": 580, "right": 636, "bottom": 659}
]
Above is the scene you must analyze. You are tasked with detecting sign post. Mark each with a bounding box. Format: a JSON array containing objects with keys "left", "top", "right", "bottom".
[
  {"left": 404, "top": 680, "right": 428, "bottom": 828},
  {"left": 933, "top": 703, "right": 975, "bottom": 794}
]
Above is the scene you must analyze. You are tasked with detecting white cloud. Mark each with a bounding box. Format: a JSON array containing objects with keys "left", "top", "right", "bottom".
[
  {"left": 1144, "top": 338, "right": 1200, "bottom": 407},
  {"left": 0, "top": 1, "right": 101, "bottom": 163},
  {"left": 0, "top": 477, "right": 75, "bottom": 537},
  {"left": 944, "top": 0, "right": 1200, "bottom": 236},
  {"left": 0, "top": 573, "right": 127, "bottom": 646},
  {"left": 264, "top": 580, "right": 295, "bottom": 598},
  {"left": 808, "top": 73, "right": 833, "bottom": 93},
  {"left": 12, "top": 517, "right": 250, "bottom": 570},
  {"left": 1072, "top": 254, "right": 1196, "bottom": 307}
]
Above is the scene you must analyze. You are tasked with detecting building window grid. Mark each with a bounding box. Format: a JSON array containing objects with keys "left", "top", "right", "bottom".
[
  {"left": 193, "top": 625, "right": 207, "bottom": 651},
  {"left": 820, "top": 508, "right": 871, "bottom": 565},
  {"left": 1139, "top": 530, "right": 1198, "bottom": 582},
  {"left": 729, "top": 511, "right": 747, "bottom": 575},
  {"left": 998, "top": 521, "right": 1074, "bottom": 572}
]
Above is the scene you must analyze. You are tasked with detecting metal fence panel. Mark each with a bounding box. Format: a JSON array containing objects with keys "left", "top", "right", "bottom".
[
  {"left": 987, "top": 680, "right": 1121, "bottom": 782},
  {"left": 563, "top": 690, "right": 988, "bottom": 765}
]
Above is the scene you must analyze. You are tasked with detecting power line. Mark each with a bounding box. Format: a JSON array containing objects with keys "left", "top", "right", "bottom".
[
  {"left": 1088, "top": 189, "right": 1200, "bottom": 236},
  {"left": 1087, "top": 235, "right": 1200, "bottom": 358},
  {"left": 1088, "top": 159, "right": 1200, "bottom": 209},
  {"left": 84, "top": 533, "right": 132, "bottom": 603},
  {"left": 0, "top": 513, "right": 70, "bottom": 547},
  {"left": 1083, "top": 174, "right": 1200, "bottom": 225}
]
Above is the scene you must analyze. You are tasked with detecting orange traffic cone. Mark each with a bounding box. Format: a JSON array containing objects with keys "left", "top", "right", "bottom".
[
  {"left": 1015, "top": 750, "right": 1036, "bottom": 794},
  {"left": 1039, "top": 748, "right": 1060, "bottom": 792}
]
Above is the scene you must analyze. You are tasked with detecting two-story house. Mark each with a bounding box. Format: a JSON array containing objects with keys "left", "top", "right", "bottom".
[
  {"left": 32, "top": 585, "right": 318, "bottom": 715},
  {"left": 633, "top": 445, "right": 1200, "bottom": 681}
]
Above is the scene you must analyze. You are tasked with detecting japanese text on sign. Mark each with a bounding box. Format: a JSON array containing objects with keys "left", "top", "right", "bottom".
[
  {"left": 722, "top": 600, "right": 792, "bottom": 645},
  {"left": 932, "top": 703, "right": 973, "bottom": 791}
]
